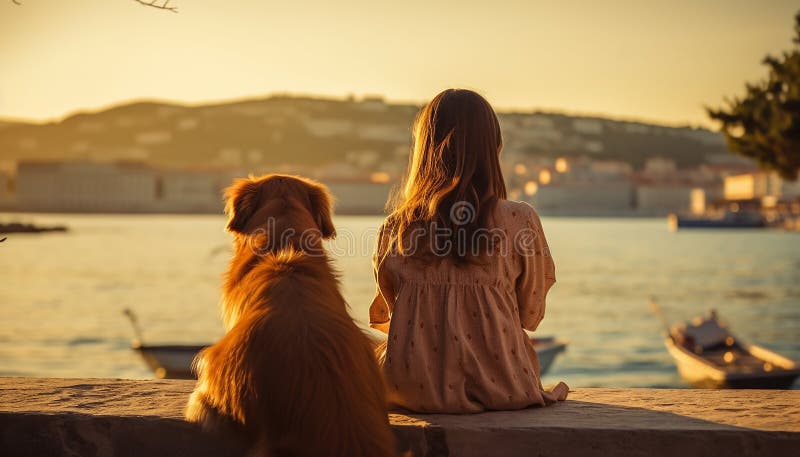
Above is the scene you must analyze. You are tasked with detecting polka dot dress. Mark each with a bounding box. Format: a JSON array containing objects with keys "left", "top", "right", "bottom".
[{"left": 369, "top": 200, "right": 567, "bottom": 413}]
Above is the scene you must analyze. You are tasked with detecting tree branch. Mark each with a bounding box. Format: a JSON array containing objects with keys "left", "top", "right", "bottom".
[
  {"left": 132, "top": 0, "right": 178, "bottom": 13},
  {"left": 11, "top": 1, "right": 179, "bottom": 11}
]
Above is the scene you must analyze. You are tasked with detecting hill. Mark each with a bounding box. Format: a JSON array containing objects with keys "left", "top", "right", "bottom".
[{"left": 0, "top": 95, "right": 731, "bottom": 172}]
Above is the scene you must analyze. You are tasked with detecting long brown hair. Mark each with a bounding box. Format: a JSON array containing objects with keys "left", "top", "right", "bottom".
[{"left": 387, "top": 89, "right": 507, "bottom": 262}]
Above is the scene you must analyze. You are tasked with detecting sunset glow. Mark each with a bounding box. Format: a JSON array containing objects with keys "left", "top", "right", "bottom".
[{"left": 1, "top": 0, "right": 797, "bottom": 126}]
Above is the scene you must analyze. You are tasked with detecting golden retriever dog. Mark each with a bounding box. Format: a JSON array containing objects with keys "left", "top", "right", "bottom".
[{"left": 185, "top": 174, "right": 397, "bottom": 457}]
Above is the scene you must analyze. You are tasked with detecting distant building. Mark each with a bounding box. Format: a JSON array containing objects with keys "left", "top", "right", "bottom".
[
  {"left": 345, "top": 150, "right": 380, "bottom": 169},
  {"left": 643, "top": 157, "right": 677, "bottom": 177},
  {"left": 636, "top": 185, "right": 699, "bottom": 216},
  {"left": 551, "top": 156, "right": 630, "bottom": 183},
  {"left": 583, "top": 140, "right": 604, "bottom": 154},
  {"left": 505, "top": 114, "right": 562, "bottom": 145},
  {"left": 325, "top": 180, "right": 393, "bottom": 215},
  {"left": 530, "top": 181, "right": 634, "bottom": 216},
  {"left": 304, "top": 118, "right": 353, "bottom": 138},
  {"left": 724, "top": 172, "right": 782, "bottom": 200},
  {"left": 358, "top": 96, "right": 388, "bottom": 112},
  {"left": 0, "top": 171, "right": 13, "bottom": 207},
  {"left": 16, "top": 161, "right": 157, "bottom": 212},
  {"left": 783, "top": 179, "right": 800, "bottom": 200},
  {"left": 689, "top": 189, "right": 708, "bottom": 215},
  {"left": 158, "top": 169, "right": 234, "bottom": 213},
  {"left": 589, "top": 160, "right": 633, "bottom": 179},
  {"left": 315, "top": 162, "right": 362, "bottom": 181},
  {"left": 723, "top": 171, "right": 800, "bottom": 203},
  {"left": 135, "top": 130, "right": 172, "bottom": 146},
  {"left": 623, "top": 123, "right": 651, "bottom": 134},
  {"left": 0, "top": 172, "right": 9, "bottom": 196},
  {"left": 682, "top": 129, "right": 725, "bottom": 146},
  {"left": 356, "top": 123, "right": 410, "bottom": 143},
  {"left": 705, "top": 153, "right": 755, "bottom": 167},
  {"left": 518, "top": 115, "right": 556, "bottom": 129},
  {"left": 571, "top": 119, "right": 603, "bottom": 135}
]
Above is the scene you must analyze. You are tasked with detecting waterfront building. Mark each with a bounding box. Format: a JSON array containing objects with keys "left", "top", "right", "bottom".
[
  {"left": 589, "top": 160, "right": 633, "bottom": 179},
  {"left": 635, "top": 184, "right": 699, "bottom": 216},
  {"left": 0, "top": 171, "right": 13, "bottom": 208},
  {"left": 324, "top": 179, "right": 393, "bottom": 215},
  {"left": 158, "top": 168, "right": 240, "bottom": 213},
  {"left": 642, "top": 157, "right": 678, "bottom": 178},
  {"left": 17, "top": 160, "right": 156, "bottom": 212},
  {"left": 724, "top": 172, "right": 783, "bottom": 200},
  {"left": 530, "top": 181, "right": 634, "bottom": 216},
  {"left": 0, "top": 171, "right": 9, "bottom": 197}
]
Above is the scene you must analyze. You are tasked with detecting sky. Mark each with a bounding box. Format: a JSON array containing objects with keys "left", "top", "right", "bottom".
[{"left": 0, "top": 0, "right": 797, "bottom": 127}]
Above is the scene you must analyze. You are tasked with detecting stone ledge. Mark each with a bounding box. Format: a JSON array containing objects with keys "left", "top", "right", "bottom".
[{"left": 1, "top": 378, "right": 797, "bottom": 457}]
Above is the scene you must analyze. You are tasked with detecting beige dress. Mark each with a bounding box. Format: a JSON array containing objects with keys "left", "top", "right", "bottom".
[{"left": 369, "top": 200, "right": 568, "bottom": 413}]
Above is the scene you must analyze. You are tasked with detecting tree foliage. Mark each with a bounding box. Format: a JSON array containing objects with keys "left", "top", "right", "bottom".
[{"left": 708, "top": 12, "right": 800, "bottom": 181}]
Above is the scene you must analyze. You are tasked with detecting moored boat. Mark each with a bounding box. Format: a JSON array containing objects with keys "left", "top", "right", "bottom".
[
  {"left": 667, "top": 210, "right": 765, "bottom": 230},
  {"left": 131, "top": 342, "right": 207, "bottom": 379},
  {"left": 664, "top": 310, "right": 800, "bottom": 389},
  {"left": 526, "top": 333, "right": 568, "bottom": 375},
  {"left": 123, "top": 309, "right": 207, "bottom": 379},
  {"left": 124, "top": 309, "right": 568, "bottom": 379}
]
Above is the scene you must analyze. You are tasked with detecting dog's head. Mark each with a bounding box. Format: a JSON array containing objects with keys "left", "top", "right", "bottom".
[{"left": 224, "top": 174, "right": 335, "bottom": 249}]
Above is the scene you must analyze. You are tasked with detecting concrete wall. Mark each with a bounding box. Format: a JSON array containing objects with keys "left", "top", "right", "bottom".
[{"left": 1, "top": 378, "right": 797, "bottom": 457}]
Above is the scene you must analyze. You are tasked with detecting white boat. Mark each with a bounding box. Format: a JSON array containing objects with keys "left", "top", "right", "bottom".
[
  {"left": 131, "top": 341, "right": 206, "bottom": 379},
  {"left": 664, "top": 310, "right": 800, "bottom": 389}
]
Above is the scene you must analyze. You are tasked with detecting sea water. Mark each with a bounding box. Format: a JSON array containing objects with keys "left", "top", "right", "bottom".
[{"left": 1, "top": 213, "right": 798, "bottom": 388}]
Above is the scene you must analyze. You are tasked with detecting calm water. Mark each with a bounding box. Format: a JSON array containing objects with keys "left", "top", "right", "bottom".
[{"left": 1, "top": 213, "right": 799, "bottom": 388}]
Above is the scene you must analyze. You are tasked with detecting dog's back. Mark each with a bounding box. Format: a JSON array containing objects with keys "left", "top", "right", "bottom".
[{"left": 190, "top": 248, "right": 396, "bottom": 457}]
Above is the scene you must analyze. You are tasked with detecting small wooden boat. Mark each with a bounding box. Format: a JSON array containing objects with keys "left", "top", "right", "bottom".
[
  {"left": 664, "top": 309, "right": 800, "bottom": 389},
  {"left": 131, "top": 341, "right": 207, "bottom": 379},
  {"left": 124, "top": 309, "right": 208, "bottom": 379},
  {"left": 125, "top": 309, "right": 568, "bottom": 380},
  {"left": 528, "top": 334, "right": 568, "bottom": 375}
]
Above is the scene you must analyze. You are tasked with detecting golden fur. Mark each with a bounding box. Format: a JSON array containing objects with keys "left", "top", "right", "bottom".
[{"left": 185, "top": 174, "right": 397, "bottom": 457}]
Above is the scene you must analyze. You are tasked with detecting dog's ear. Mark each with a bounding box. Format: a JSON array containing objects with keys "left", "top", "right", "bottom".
[
  {"left": 224, "top": 178, "right": 261, "bottom": 234},
  {"left": 306, "top": 182, "right": 336, "bottom": 239}
]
